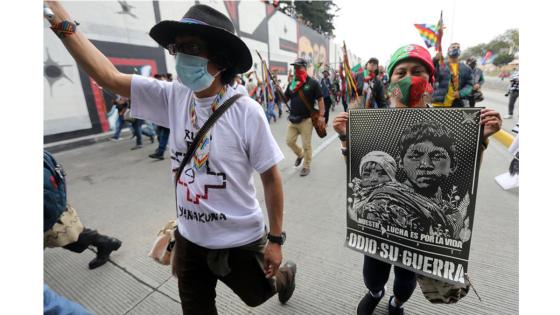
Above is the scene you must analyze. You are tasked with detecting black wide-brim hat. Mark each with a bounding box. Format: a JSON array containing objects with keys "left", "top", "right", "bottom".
[{"left": 149, "top": 4, "right": 252, "bottom": 73}]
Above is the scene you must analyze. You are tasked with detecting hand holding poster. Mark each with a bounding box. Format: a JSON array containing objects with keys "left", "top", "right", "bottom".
[{"left": 346, "top": 108, "right": 483, "bottom": 287}]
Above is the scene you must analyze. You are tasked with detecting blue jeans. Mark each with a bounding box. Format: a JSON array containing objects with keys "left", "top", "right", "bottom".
[
  {"left": 132, "top": 119, "right": 144, "bottom": 145},
  {"left": 142, "top": 122, "right": 157, "bottom": 138},
  {"left": 265, "top": 102, "right": 277, "bottom": 123},
  {"left": 275, "top": 98, "right": 283, "bottom": 117},
  {"left": 113, "top": 115, "right": 126, "bottom": 139},
  {"left": 156, "top": 126, "right": 170, "bottom": 155},
  {"left": 44, "top": 284, "right": 91, "bottom": 315},
  {"left": 132, "top": 120, "right": 156, "bottom": 145}
]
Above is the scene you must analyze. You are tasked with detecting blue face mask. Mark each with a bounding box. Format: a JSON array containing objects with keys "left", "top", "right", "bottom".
[
  {"left": 175, "top": 53, "right": 221, "bottom": 92},
  {"left": 448, "top": 48, "right": 461, "bottom": 58}
]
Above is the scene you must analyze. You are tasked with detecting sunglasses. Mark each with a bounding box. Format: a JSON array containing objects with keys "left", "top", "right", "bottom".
[{"left": 167, "top": 42, "right": 208, "bottom": 56}]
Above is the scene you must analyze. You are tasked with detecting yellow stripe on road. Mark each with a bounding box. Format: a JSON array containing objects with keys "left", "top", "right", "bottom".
[{"left": 491, "top": 129, "right": 514, "bottom": 148}]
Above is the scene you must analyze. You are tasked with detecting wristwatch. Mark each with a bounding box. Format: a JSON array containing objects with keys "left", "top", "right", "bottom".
[{"left": 267, "top": 232, "right": 286, "bottom": 245}]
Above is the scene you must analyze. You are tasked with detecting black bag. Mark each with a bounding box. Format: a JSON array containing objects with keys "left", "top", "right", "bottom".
[
  {"left": 472, "top": 90, "right": 484, "bottom": 102},
  {"left": 288, "top": 115, "right": 304, "bottom": 124}
]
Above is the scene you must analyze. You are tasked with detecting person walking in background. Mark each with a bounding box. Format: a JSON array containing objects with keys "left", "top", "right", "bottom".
[
  {"left": 282, "top": 57, "right": 325, "bottom": 177},
  {"left": 265, "top": 88, "right": 278, "bottom": 123},
  {"left": 320, "top": 69, "right": 334, "bottom": 124},
  {"left": 356, "top": 58, "right": 386, "bottom": 109},
  {"left": 504, "top": 70, "right": 519, "bottom": 119},
  {"left": 333, "top": 71, "right": 341, "bottom": 107},
  {"left": 150, "top": 74, "right": 171, "bottom": 160},
  {"left": 466, "top": 57, "right": 485, "bottom": 107},
  {"left": 273, "top": 74, "right": 285, "bottom": 118},
  {"left": 110, "top": 95, "right": 130, "bottom": 141}
]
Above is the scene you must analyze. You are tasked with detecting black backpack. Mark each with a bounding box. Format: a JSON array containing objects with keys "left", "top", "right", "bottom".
[{"left": 43, "top": 150, "right": 67, "bottom": 232}]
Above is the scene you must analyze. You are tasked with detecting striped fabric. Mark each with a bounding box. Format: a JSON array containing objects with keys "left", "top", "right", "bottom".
[{"left": 414, "top": 24, "right": 437, "bottom": 48}]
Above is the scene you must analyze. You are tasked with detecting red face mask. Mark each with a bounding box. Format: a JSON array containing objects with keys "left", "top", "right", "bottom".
[
  {"left": 295, "top": 68, "right": 308, "bottom": 82},
  {"left": 387, "top": 76, "right": 433, "bottom": 107}
]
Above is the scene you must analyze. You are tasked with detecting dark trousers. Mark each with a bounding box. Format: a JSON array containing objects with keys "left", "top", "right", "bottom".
[
  {"left": 113, "top": 115, "right": 126, "bottom": 139},
  {"left": 156, "top": 126, "right": 170, "bottom": 155},
  {"left": 468, "top": 96, "right": 476, "bottom": 107},
  {"left": 363, "top": 256, "right": 417, "bottom": 303},
  {"left": 174, "top": 231, "right": 277, "bottom": 315},
  {"left": 323, "top": 97, "right": 332, "bottom": 123},
  {"left": 341, "top": 98, "right": 348, "bottom": 112},
  {"left": 132, "top": 119, "right": 144, "bottom": 145},
  {"left": 508, "top": 90, "right": 519, "bottom": 115},
  {"left": 274, "top": 98, "right": 283, "bottom": 117},
  {"left": 63, "top": 228, "right": 98, "bottom": 253}
]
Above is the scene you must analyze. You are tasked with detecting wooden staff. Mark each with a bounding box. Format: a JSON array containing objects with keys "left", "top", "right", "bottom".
[{"left": 255, "top": 50, "right": 291, "bottom": 110}]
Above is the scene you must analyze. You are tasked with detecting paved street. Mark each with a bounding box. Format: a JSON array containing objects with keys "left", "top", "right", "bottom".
[{"left": 44, "top": 84, "right": 518, "bottom": 314}]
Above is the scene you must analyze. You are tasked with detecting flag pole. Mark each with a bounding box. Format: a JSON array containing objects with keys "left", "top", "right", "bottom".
[
  {"left": 342, "top": 41, "right": 360, "bottom": 105},
  {"left": 255, "top": 50, "right": 291, "bottom": 110}
]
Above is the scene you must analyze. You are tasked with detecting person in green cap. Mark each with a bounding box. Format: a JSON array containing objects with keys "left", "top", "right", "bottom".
[{"left": 332, "top": 44, "right": 502, "bottom": 315}]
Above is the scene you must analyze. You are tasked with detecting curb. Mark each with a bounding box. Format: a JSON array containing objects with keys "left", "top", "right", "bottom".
[
  {"left": 44, "top": 130, "right": 133, "bottom": 153},
  {"left": 491, "top": 129, "right": 514, "bottom": 148}
]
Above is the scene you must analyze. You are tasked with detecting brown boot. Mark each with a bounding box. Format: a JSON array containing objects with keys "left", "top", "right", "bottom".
[{"left": 277, "top": 261, "right": 297, "bottom": 304}]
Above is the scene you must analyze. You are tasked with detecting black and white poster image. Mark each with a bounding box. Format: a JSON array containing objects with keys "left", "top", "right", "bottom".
[{"left": 346, "top": 108, "right": 483, "bottom": 286}]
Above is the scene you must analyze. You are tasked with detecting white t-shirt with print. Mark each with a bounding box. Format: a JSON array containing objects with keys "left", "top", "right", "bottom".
[{"left": 131, "top": 75, "right": 284, "bottom": 249}]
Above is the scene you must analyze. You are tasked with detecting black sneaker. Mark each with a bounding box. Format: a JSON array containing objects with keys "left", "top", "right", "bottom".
[
  {"left": 149, "top": 153, "right": 164, "bottom": 160},
  {"left": 278, "top": 261, "right": 297, "bottom": 304},
  {"left": 130, "top": 145, "right": 142, "bottom": 150},
  {"left": 357, "top": 288, "right": 384, "bottom": 315},
  {"left": 294, "top": 156, "right": 303, "bottom": 167},
  {"left": 388, "top": 296, "right": 404, "bottom": 315}
]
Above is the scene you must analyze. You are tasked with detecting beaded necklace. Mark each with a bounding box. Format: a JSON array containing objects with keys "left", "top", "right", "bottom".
[{"left": 188, "top": 86, "right": 227, "bottom": 171}]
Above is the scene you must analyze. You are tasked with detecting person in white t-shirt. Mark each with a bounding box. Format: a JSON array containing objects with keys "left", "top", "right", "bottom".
[{"left": 45, "top": 2, "right": 297, "bottom": 314}]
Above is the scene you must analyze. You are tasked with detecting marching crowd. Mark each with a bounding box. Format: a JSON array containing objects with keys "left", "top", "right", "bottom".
[{"left": 43, "top": 1, "right": 510, "bottom": 315}]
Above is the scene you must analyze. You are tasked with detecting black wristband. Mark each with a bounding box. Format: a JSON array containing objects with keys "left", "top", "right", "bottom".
[
  {"left": 267, "top": 232, "right": 286, "bottom": 245},
  {"left": 338, "top": 134, "right": 347, "bottom": 141}
]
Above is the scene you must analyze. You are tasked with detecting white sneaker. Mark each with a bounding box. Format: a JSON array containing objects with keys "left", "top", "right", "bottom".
[
  {"left": 110, "top": 137, "right": 120, "bottom": 142},
  {"left": 503, "top": 114, "right": 513, "bottom": 119}
]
